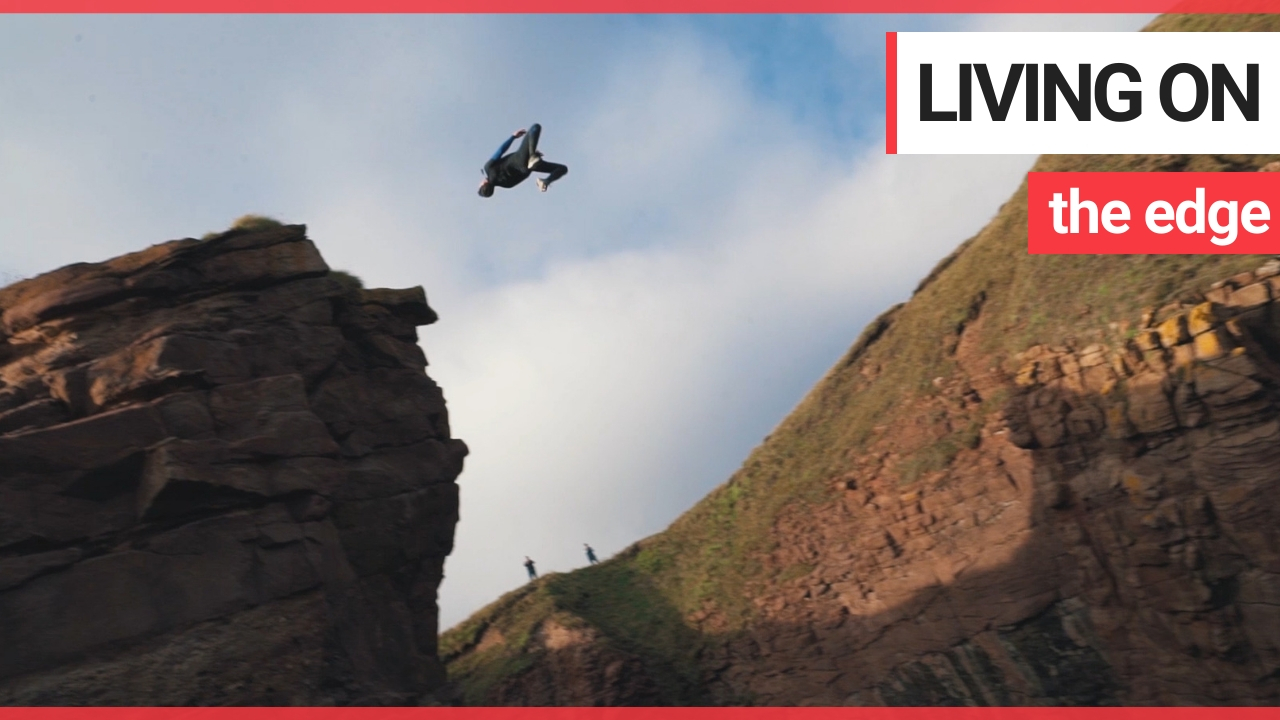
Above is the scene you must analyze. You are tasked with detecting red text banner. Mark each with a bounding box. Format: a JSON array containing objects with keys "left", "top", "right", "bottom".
[{"left": 1028, "top": 171, "right": 1280, "bottom": 254}]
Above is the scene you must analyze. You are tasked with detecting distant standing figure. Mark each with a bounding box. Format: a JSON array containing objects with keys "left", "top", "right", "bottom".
[
  {"left": 524, "top": 556, "right": 537, "bottom": 580},
  {"left": 584, "top": 544, "right": 598, "bottom": 565}
]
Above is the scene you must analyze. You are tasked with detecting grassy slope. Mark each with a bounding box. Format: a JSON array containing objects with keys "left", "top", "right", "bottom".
[{"left": 442, "top": 14, "right": 1280, "bottom": 703}]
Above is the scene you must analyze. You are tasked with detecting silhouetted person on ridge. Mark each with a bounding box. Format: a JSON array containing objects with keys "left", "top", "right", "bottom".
[
  {"left": 584, "top": 544, "right": 598, "bottom": 565},
  {"left": 477, "top": 124, "right": 568, "bottom": 198},
  {"left": 524, "top": 556, "right": 537, "bottom": 580}
]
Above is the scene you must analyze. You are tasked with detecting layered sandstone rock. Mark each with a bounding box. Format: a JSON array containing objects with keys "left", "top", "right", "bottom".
[
  {"left": 701, "top": 259, "right": 1280, "bottom": 705},
  {"left": 446, "top": 255, "right": 1280, "bottom": 706},
  {"left": 481, "top": 618, "right": 664, "bottom": 706},
  {"left": 0, "top": 225, "right": 466, "bottom": 704}
]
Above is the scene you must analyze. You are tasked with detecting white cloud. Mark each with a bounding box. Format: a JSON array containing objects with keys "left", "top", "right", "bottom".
[{"left": 0, "top": 13, "right": 1145, "bottom": 630}]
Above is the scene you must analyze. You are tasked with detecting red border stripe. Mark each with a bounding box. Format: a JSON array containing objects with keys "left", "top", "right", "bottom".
[
  {"left": 886, "top": 31, "right": 897, "bottom": 156},
  {"left": 1, "top": 0, "right": 1279, "bottom": 10}
]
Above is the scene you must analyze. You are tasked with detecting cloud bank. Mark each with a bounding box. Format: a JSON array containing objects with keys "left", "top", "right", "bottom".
[{"left": 0, "top": 14, "right": 1150, "bottom": 627}]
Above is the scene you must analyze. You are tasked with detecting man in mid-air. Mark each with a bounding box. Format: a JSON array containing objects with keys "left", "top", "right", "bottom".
[{"left": 478, "top": 123, "right": 568, "bottom": 198}]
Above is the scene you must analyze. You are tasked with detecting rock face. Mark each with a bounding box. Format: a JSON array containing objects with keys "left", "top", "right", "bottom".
[
  {"left": 0, "top": 225, "right": 467, "bottom": 704},
  {"left": 483, "top": 618, "right": 664, "bottom": 706},
  {"left": 447, "top": 256, "right": 1280, "bottom": 706},
  {"left": 692, "top": 260, "right": 1280, "bottom": 705}
]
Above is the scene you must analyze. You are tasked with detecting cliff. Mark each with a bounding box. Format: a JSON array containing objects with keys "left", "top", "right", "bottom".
[
  {"left": 0, "top": 222, "right": 467, "bottom": 704},
  {"left": 440, "top": 15, "right": 1280, "bottom": 706}
]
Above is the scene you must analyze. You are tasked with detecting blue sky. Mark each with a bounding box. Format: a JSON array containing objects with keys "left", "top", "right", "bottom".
[
  {"left": 0, "top": 13, "right": 1150, "bottom": 627},
  {"left": 680, "top": 15, "right": 949, "bottom": 144}
]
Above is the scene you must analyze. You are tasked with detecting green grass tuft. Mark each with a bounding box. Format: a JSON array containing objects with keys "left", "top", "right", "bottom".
[
  {"left": 229, "top": 214, "right": 284, "bottom": 231},
  {"left": 329, "top": 270, "right": 364, "bottom": 290},
  {"left": 201, "top": 214, "right": 286, "bottom": 240},
  {"left": 898, "top": 437, "right": 961, "bottom": 486}
]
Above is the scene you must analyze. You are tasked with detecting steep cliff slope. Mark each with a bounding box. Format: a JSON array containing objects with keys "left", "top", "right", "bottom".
[
  {"left": 441, "top": 15, "right": 1280, "bottom": 705},
  {"left": 0, "top": 223, "right": 466, "bottom": 704}
]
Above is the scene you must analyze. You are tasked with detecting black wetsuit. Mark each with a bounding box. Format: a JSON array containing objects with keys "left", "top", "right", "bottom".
[{"left": 483, "top": 124, "right": 568, "bottom": 190}]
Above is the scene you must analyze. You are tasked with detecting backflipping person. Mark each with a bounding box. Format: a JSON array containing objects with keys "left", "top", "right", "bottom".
[{"left": 478, "top": 124, "right": 568, "bottom": 197}]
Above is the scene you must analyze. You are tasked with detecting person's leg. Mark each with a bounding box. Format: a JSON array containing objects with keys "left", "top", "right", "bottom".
[
  {"left": 532, "top": 160, "right": 568, "bottom": 190},
  {"left": 516, "top": 124, "right": 543, "bottom": 169}
]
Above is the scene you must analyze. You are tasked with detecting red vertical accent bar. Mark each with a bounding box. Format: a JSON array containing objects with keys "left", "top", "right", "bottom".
[{"left": 886, "top": 31, "right": 897, "bottom": 155}]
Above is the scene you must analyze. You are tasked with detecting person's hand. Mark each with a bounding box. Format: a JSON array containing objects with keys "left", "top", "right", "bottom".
[{"left": 513, "top": 129, "right": 527, "bottom": 138}]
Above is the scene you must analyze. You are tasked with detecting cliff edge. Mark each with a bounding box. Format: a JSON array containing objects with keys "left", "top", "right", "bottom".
[{"left": 0, "top": 223, "right": 467, "bottom": 704}]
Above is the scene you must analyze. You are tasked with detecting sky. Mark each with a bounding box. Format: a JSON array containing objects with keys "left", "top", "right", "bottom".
[{"left": 0, "top": 12, "right": 1152, "bottom": 628}]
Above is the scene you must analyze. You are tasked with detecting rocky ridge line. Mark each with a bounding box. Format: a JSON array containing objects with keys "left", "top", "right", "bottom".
[{"left": 446, "top": 256, "right": 1280, "bottom": 706}]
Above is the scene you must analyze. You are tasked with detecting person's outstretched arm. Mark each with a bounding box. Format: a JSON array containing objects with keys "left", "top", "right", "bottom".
[{"left": 489, "top": 129, "right": 527, "bottom": 163}]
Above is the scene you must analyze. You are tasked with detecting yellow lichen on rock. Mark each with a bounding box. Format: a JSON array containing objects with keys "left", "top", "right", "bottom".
[
  {"left": 1015, "top": 362, "right": 1038, "bottom": 387},
  {"left": 1158, "top": 314, "right": 1190, "bottom": 348},
  {"left": 1194, "top": 328, "right": 1229, "bottom": 361},
  {"left": 1187, "top": 303, "right": 1218, "bottom": 336}
]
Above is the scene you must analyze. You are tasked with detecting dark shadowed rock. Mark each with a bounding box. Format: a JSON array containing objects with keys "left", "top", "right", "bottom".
[{"left": 0, "top": 225, "right": 466, "bottom": 705}]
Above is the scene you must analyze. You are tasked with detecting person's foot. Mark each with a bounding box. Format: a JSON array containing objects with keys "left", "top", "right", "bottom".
[
  {"left": 527, "top": 151, "right": 544, "bottom": 170},
  {"left": 537, "top": 178, "right": 549, "bottom": 192}
]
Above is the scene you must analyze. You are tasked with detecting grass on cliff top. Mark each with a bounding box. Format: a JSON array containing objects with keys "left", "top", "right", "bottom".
[
  {"left": 441, "top": 581, "right": 559, "bottom": 705},
  {"left": 442, "top": 562, "right": 709, "bottom": 705},
  {"left": 228, "top": 213, "right": 284, "bottom": 232},
  {"left": 329, "top": 270, "right": 365, "bottom": 290},
  {"left": 194, "top": 215, "right": 364, "bottom": 291},
  {"left": 443, "top": 13, "right": 1280, "bottom": 704},
  {"left": 201, "top": 214, "right": 285, "bottom": 240}
]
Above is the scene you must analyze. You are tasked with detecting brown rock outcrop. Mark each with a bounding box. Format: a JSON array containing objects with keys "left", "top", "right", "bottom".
[
  {"left": 739, "top": 268, "right": 1280, "bottom": 704},
  {"left": 691, "top": 264, "right": 1280, "bottom": 705},
  {"left": 0, "top": 224, "right": 466, "bottom": 705},
  {"left": 486, "top": 619, "right": 665, "bottom": 706}
]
